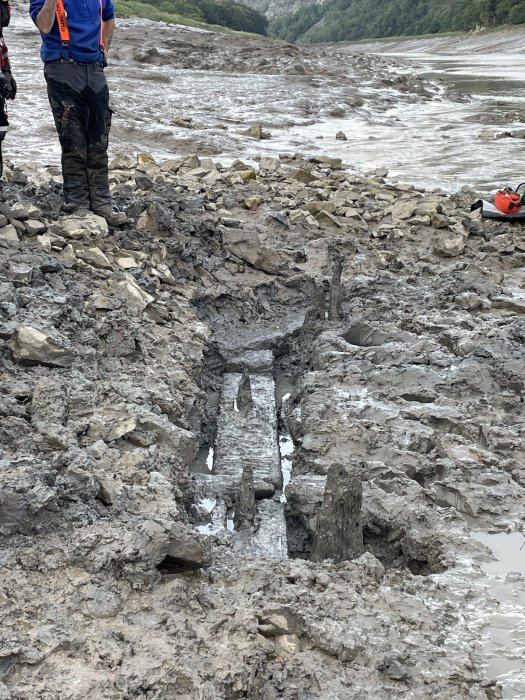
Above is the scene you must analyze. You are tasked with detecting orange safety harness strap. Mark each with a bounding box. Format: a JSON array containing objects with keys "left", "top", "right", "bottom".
[
  {"left": 55, "top": 0, "right": 69, "bottom": 45},
  {"left": 55, "top": 0, "right": 105, "bottom": 58}
]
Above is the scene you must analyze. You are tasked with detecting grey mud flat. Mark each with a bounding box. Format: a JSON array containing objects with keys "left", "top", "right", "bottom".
[{"left": 1, "top": 20, "right": 525, "bottom": 698}]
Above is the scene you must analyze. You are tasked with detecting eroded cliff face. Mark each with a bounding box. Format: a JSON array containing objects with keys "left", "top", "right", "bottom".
[{"left": 238, "top": 0, "right": 317, "bottom": 19}]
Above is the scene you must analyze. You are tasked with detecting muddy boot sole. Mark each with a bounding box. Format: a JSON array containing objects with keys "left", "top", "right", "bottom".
[
  {"left": 62, "top": 202, "right": 91, "bottom": 214},
  {"left": 91, "top": 207, "right": 128, "bottom": 227}
]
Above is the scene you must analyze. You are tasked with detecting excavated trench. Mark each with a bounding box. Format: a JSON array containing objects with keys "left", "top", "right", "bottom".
[{"left": 185, "top": 271, "right": 451, "bottom": 575}]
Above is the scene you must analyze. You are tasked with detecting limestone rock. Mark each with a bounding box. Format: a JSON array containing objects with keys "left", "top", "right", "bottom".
[
  {"left": 88, "top": 414, "right": 137, "bottom": 442},
  {"left": 222, "top": 228, "right": 282, "bottom": 274},
  {"left": 58, "top": 213, "right": 109, "bottom": 239},
  {"left": 109, "top": 153, "right": 137, "bottom": 170},
  {"left": 171, "top": 115, "right": 194, "bottom": 128},
  {"left": 259, "top": 157, "right": 281, "bottom": 173},
  {"left": 433, "top": 232, "right": 465, "bottom": 257},
  {"left": 7, "top": 263, "right": 33, "bottom": 284},
  {"left": 311, "top": 156, "right": 342, "bottom": 169},
  {"left": 0, "top": 224, "right": 19, "bottom": 247},
  {"left": 316, "top": 210, "right": 344, "bottom": 228},
  {"left": 244, "top": 124, "right": 263, "bottom": 139},
  {"left": 289, "top": 168, "right": 315, "bottom": 185},
  {"left": 390, "top": 199, "right": 417, "bottom": 220},
  {"left": 9, "top": 326, "right": 73, "bottom": 367},
  {"left": 9, "top": 203, "right": 29, "bottom": 221},
  {"left": 116, "top": 255, "right": 139, "bottom": 269},
  {"left": 24, "top": 219, "right": 47, "bottom": 236},
  {"left": 112, "top": 273, "right": 155, "bottom": 312},
  {"left": 76, "top": 246, "right": 112, "bottom": 269}
]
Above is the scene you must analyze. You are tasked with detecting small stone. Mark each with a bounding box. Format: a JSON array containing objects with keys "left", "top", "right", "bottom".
[
  {"left": 113, "top": 273, "right": 155, "bottom": 312},
  {"left": 290, "top": 168, "right": 315, "bottom": 185},
  {"left": 243, "top": 196, "right": 262, "bottom": 211},
  {"left": 238, "top": 169, "right": 256, "bottom": 183},
  {"left": 58, "top": 213, "right": 109, "bottom": 239},
  {"left": 135, "top": 174, "right": 155, "bottom": 190},
  {"left": 88, "top": 440, "right": 108, "bottom": 460},
  {"left": 11, "top": 219, "right": 25, "bottom": 234},
  {"left": 316, "top": 210, "right": 344, "bottom": 228},
  {"left": 116, "top": 256, "right": 139, "bottom": 269},
  {"left": 335, "top": 130, "right": 348, "bottom": 141},
  {"left": 88, "top": 415, "right": 137, "bottom": 442},
  {"left": 7, "top": 263, "right": 33, "bottom": 284},
  {"left": 38, "top": 232, "right": 66, "bottom": 251},
  {"left": 433, "top": 233, "right": 465, "bottom": 257},
  {"left": 145, "top": 521, "right": 211, "bottom": 571},
  {"left": 289, "top": 210, "right": 306, "bottom": 222},
  {"left": 97, "top": 478, "right": 116, "bottom": 506},
  {"left": 0, "top": 224, "right": 19, "bottom": 247},
  {"left": 24, "top": 219, "right": 47, "bottom": 236},
  {"left": 311, "top": 156, "right": 342, "bottom": 169},
  {"left": 171, "top": 115, "right": 194, "bottom": 128},
  {"left": 9, "top": 203, "right": 29, "bottom": 221},
  {"left": 259, "top": 157, "right": 281, "bottom": 173},
  {"left": 109, "top": 153, "right": 136, "bottom": 170},
  {"left": 244, "top": 124, "right": 263, "bottom": 139},
  {"left": 9, "top": 325, "right": 73, "bottom": 366},
  {"left": 479, "top": 129, "right": 496, "bottom": 140},
  {"left": 390, "top": 199, "right": 417, "bottom": 220},
  {"left": 76, "top": 246, "right": 112, "bottom": 269},
  {"left": 137, "top": 152, "right": 156, "bottom": 166}
]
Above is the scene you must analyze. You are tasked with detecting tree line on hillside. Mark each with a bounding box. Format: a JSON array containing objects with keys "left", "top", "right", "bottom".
[
  {"left": 269, "top": 0, "right": 525, "bottom": 43},
  {"left": 139, "top": 0, "right": 268, "bottom": 34}
]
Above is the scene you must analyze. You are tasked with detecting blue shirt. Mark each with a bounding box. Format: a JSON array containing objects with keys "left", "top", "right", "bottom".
[{"left": 29, "top": 0, "right": 115, "bottom": 64}]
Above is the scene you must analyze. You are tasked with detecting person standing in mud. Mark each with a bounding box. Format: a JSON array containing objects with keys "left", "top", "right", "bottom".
[
  {"left": 29, "top": 0, "right": 126, "bottom": 225},
  {"left": 0, "top": 0, "right": 17, "bottom": 178}
]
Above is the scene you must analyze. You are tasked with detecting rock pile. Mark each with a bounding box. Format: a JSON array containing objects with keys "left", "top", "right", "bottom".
[{"left": 1, "top": 148, "right": 521, "bottom": 698}]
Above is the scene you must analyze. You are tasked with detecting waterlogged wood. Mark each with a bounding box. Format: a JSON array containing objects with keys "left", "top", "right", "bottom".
[{"left": 311, "top": 463, "right": 364, "bottom": 563}]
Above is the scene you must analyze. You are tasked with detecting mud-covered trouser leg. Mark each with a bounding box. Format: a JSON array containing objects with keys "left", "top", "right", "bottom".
[
  {"left": 85, "top": 67, "right": 112, "bottom": 208},
  {"left": 45, "top": 64, "right": 90, "bottom": 207},
  {"left": 0, "top": 99, "right": 8, "bottom": 179}
]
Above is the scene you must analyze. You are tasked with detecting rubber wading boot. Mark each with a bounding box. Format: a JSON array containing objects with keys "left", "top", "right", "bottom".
[{"left": 91, "top": 204, "right": 127, "bottom": 227}]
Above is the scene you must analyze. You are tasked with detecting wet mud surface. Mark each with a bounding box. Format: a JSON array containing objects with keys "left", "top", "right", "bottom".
[{"left": 1, "top": 13, "right": 525, "bottom": 700}]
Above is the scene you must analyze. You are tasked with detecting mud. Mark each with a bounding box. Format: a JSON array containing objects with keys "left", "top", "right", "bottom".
[
  {"left": 1, "top": 14, "right": 525, "bottom": 700},
  {"left": 2, "top": 142, "right": 525, "bottom": 698}
]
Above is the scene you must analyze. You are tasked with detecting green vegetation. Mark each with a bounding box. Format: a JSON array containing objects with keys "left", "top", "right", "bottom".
[
  {"left": 116, "top": 0, "right": 268, "bottom": 35},
  {"left": 269, "top": 0, "right": 525, "bottom": 43}
]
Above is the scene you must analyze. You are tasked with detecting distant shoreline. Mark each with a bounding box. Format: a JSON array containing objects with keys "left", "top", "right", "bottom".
[{"left": 343, "top": 25, "right": 525, "bottom": 54}]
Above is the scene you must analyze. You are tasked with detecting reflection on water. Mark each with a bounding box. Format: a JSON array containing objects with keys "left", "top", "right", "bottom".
[{"left": 472, "top": 530, "right": 525, "bottom": 699}]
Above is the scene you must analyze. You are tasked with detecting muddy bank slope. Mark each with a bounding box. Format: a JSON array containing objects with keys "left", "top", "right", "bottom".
[{"left": 349, "top": 26, "right": 525, "bottom": 54}]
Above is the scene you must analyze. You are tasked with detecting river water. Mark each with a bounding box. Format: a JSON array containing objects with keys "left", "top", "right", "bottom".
[
  {"left": 5, "top": 14, "right": 525, "bottom": 197},
  {"left": 267, "top": 51, "right": 525, "bottom": 195}
]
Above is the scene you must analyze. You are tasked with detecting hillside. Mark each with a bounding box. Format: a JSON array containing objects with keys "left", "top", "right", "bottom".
[
  {"left": 116, "top": 0, "right": 269, "bottom": 35},
  {"left": 266, "top": 0, "right": 525, "bottom": 43}
]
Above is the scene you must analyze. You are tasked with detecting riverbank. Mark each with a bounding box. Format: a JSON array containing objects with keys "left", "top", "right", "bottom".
[
  {"left": 349, "top": 24, "right": 525, "bottom": 53},
  {"left": 2, "top": 12, "right": 525, "bottom": 699},
  {"left": 1, "top": 146, "right": 525, "bottom": 698}
]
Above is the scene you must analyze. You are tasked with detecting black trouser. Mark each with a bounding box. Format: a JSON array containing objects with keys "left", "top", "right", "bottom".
[
  {"left": 45, "top": 61, "right": 112, "bottom": 208},
  {"left": 0, "top": 97, "right": 8, "bottom": 178}
]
